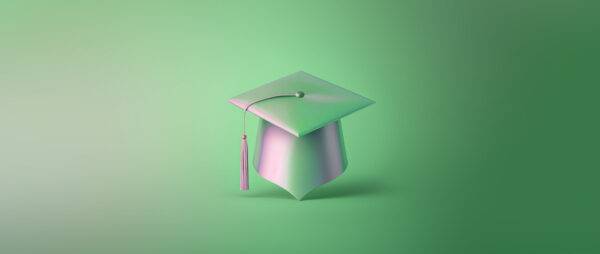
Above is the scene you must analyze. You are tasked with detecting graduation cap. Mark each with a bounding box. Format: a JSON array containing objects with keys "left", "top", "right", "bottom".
[{"left": 229, "top": 71, "right": 374, "bottom": 200}]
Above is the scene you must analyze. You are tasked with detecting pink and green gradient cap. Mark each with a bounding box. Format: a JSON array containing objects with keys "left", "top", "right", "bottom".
[{"left": 229, "top": 71, "right": 374, "bottom": 199}]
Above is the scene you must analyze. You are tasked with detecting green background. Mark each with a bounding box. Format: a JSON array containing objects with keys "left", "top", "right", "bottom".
[{"left": 1, "top": 1, "right": 599, "bottom": 253}]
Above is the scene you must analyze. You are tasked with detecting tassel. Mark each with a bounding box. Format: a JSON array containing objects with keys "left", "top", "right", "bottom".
[
  {"left": 240, "top": 134, "right": 249, "bottom": 190},
  {"left": 237, "top": 91, "right": 304, "bottom": 192}
]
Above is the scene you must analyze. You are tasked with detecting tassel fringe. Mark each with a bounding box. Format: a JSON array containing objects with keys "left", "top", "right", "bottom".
[{"left": 240, "top": 134, "right": 249, "bottom": 190}]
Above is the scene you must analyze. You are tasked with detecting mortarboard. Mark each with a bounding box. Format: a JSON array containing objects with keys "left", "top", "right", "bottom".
[{"left": 229, "top": 71, "right": 374, "bottom": 200}]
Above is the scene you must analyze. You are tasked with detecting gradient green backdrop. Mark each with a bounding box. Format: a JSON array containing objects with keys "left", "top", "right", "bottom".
[{"left": 1, "top": 1, "right": 599, "bottom": 253}]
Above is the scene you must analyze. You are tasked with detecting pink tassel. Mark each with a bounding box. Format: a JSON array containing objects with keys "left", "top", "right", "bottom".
[{"left": 240, "top": 134, "right": 249, "bottom": 190}]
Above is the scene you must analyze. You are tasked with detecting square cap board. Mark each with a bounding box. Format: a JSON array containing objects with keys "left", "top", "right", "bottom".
[{"left": 229, "top": 71, "right": 374, "bottom": 137}]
